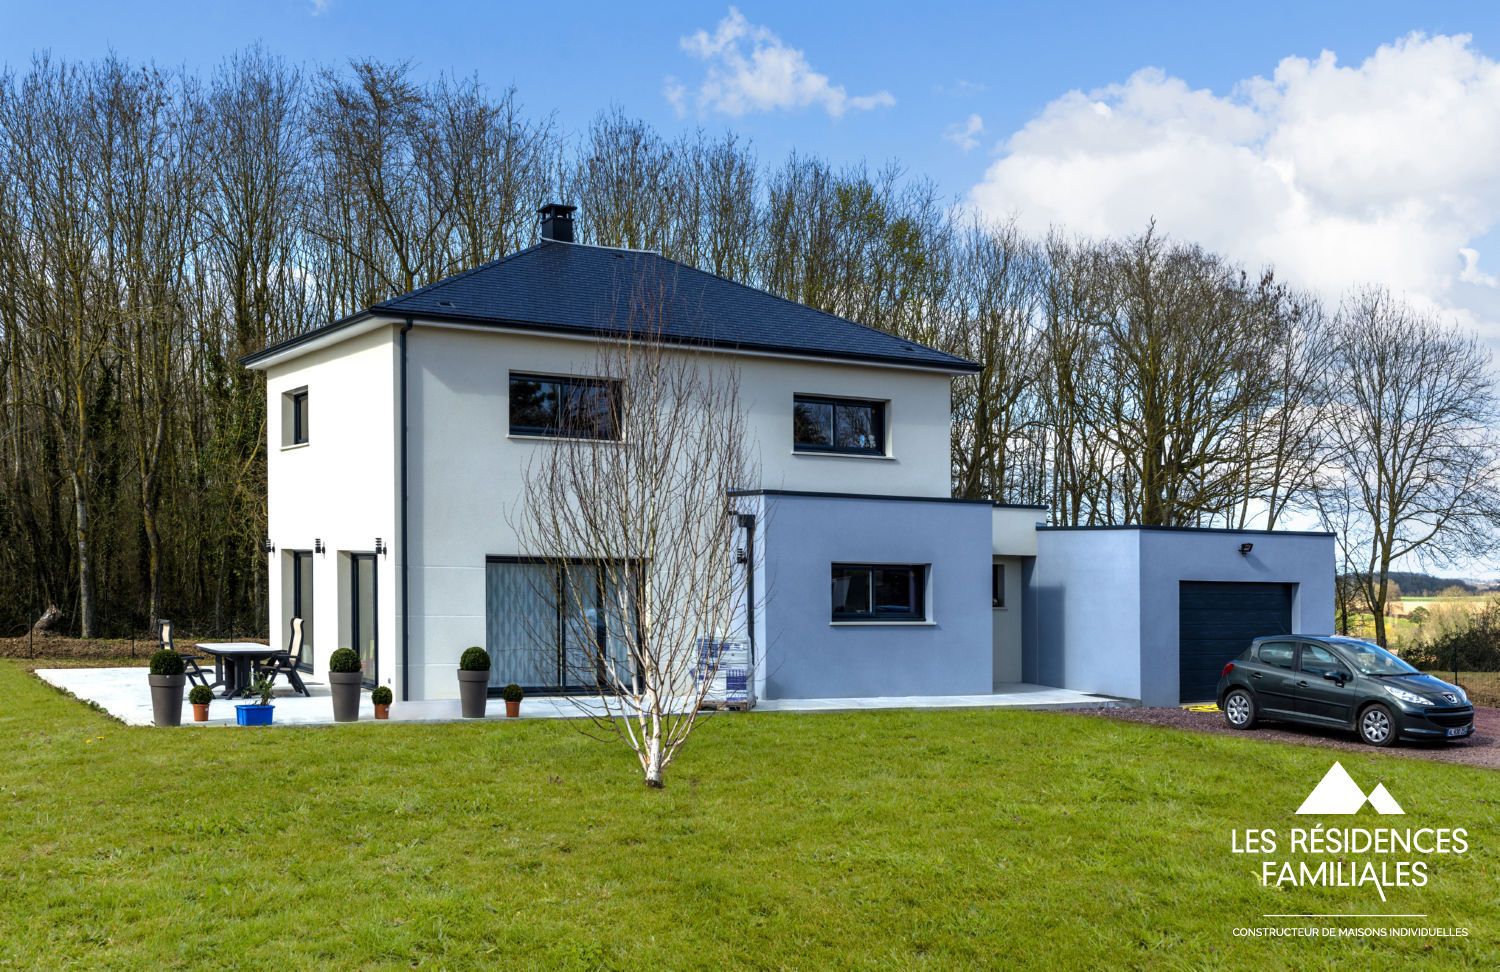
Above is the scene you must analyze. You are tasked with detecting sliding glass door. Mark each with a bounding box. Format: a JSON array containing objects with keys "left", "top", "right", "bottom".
[{"left": 485, "top": 558, "right": 635, "bottom": 693}]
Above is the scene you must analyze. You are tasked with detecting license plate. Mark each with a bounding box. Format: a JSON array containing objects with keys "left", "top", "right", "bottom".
[{"left": 1447, "top": 725, "right": 1473, "bottom": 737}]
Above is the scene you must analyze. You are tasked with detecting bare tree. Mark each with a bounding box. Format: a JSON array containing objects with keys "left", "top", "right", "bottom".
[
  {"left": 1323, "top": 288, "right": 1500, "bottom": 646},
  {"left": 513, "top": 276, "right": 755, "bottom": 788}
]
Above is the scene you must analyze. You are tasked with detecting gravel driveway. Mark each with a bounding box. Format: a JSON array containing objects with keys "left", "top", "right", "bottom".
[{"left": 1079, "top": 703, "right": 1500, "bottom": 770}]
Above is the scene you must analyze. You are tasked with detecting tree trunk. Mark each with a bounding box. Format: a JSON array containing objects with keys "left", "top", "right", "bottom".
[{"left": 71, "top": 471, "right": 95, "bottom": 638}]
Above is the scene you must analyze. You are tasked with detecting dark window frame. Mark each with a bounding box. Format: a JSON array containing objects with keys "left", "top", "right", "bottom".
[
  {"left": 508, "top": 372, "right": 622, "bottom": 441},
  {"left": 793, "top": 394, "right": 887, "bottom": 456},
  {"left": 991, "top": 563, "right": 1006, "bottom": 608},
  {"left": 831, "top": 562, "right": 927, "bottom": 622},
  {"left": 290, "top": 389, "right": 309, "bottom": 445},
  {"left": 290, "top": 550, "right": 314, "bottom": 672}
]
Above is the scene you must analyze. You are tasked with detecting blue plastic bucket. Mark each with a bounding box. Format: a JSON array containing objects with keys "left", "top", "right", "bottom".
[{"left": 235, "top": 704, "right": 274, "bottom": 726}]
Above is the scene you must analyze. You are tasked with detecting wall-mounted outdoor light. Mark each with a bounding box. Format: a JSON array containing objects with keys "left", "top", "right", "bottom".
[
  {"left": 261, "top": 538, "right": 275, "bottom": 554},
  {"left": 375, "top": 538, "right": 386, "bottom": 556},
  {"left": 1238, "top": 542, "right": 1254, "bottom": 556},
  {"left": 314, "top": 538, "right": 325, "bottom": 555}
]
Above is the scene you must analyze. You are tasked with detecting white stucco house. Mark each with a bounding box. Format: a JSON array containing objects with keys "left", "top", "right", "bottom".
[{"left": 244, "top": 204, "right": 1334, "bottom": 708}]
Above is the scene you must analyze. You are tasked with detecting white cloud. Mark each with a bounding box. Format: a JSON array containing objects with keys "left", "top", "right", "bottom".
[
  {"left": 309, "top": 0, "right": 330, "bottom": 14},
  {"left": 969, "top": 32, "right": 1500, "bottom": 344},
  {"left": 667, "top": 7, "right": 895, "bottom": 118},
  {"left": 945, "top": 113, "right": 985, "bottom": 151}
]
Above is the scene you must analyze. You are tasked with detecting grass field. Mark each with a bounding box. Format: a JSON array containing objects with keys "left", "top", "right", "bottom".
[{"left": 3, "top": 659, "right": 1498, "bottom": 969}]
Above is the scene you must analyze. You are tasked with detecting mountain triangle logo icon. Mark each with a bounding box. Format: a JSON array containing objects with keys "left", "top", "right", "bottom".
[{"left": 1295, "top": 761, "right": 1404, "bottom": 815}]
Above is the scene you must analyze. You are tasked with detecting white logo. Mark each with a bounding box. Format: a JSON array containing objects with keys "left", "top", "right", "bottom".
[{"left": 1296, "top": 761, "right": 1404, "bottom": 815}]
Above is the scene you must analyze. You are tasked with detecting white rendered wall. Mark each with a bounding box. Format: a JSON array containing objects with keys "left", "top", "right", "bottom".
[
  {"left": 403, "top": 325, "right": 957, "bottom": 699},
  {"left": 264, "top": 326, "right": 400, "bottom": 694}
]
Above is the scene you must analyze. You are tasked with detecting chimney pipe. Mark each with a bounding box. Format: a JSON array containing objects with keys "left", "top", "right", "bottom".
[{"left": 538, "top": 203, "right": 576, "bottom": 243}]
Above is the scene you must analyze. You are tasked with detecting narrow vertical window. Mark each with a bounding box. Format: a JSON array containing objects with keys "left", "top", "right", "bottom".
[
  {"left": 992, "top": 563, "right": 1005, "bottom": 608},
  {"left": 292, "top": 390, "right": 309, "bottom": 444}
]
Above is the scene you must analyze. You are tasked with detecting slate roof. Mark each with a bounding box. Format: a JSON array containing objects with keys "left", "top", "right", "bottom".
[{"left": 244, "top": 240, "right": 978, "bottom": 373}]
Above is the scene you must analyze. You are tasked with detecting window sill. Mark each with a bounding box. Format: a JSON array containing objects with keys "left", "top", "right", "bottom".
[
  {"left": 829, "top": 620, "right": 936, "bottom": 627},
  {"left": 280, "top": 442, "right": 310, "bottom": 452},
  {"left": 508, "top": 433, "right": 621, "bottom": 444},
  {"left": 791, "top": 450, "right": 895, "bottom": 461}
]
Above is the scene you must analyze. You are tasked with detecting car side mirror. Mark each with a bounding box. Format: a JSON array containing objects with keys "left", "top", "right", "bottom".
[{"left": 1323, "top": 670, "right": 1349, "bottom": 684}]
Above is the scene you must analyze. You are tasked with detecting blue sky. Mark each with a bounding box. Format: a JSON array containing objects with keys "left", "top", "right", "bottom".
[{"left": 3, "top": 1, "right": 1493, "bottom": 201}]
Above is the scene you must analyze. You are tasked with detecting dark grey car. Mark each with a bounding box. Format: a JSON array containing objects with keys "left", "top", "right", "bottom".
[{"left": 1216, "top": 635, "right": 1474, "bottom": 746}]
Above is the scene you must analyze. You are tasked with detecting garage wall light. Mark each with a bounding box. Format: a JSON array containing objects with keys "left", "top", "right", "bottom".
[{"left": 1238, "top": 542, "right": 1254, "bottom": 556}]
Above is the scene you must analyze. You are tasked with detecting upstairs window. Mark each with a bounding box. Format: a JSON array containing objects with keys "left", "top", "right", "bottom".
[
  {"left": 832, "top": 563, "right": 927, "bottom": 622},
  {"left": 510, "top": 373, "right": 621, "bottom": 440},
  {"left": 793, "top": 395, "right": 885, "bottom": 455},
  {"left": 282, "top": 387, "right": 309, "bottom": 447}
]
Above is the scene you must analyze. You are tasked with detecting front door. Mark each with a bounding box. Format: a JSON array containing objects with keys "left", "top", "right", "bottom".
[
  {"left": 350, "top": 553, "right": 377, "bottom": 688},
  {"left": 1294, "top": 642, "right": 1356, "bottom": 726}
]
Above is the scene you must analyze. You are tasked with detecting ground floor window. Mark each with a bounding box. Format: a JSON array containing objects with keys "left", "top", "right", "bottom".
[
  {"left": 991, "top": 562, "right": 1005, "bottom": 609},
  {"left": 484, "top": 558, "right": 638, "bottom": 693},
  {"left": 831, "top": 563, "right": 927, "bottom": 622}
]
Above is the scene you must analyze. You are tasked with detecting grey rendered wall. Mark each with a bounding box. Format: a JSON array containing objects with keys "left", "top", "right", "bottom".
[
  {"left": 758, "top": 494, "right": 992, "bottom": 699},
  {"left": 1029, "top": 530, "right": 1143, "bottom": 700},
  {"left": 1135, "top": 530, "right": 1335, "bottom": 707}
]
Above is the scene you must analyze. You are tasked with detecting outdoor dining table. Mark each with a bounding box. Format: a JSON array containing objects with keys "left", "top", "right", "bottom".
[{"left": 196, "top": 642, "right": 280, "bottom": 699}]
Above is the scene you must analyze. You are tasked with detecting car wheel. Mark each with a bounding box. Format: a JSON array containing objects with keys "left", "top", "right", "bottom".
[
  {"left": 1222, "top": 688, "right": 1257, "bottom": 730},
  {"left": 1358, "top": 703, "right": 1398, "bottom": 747}
]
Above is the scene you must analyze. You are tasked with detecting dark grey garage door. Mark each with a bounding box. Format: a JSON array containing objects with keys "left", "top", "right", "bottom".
[{"left": 1178, "top": 581, "right": 1293, "bottom": 703}]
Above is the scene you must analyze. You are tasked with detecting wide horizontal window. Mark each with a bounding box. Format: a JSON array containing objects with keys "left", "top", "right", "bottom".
[
  {"left": 832, "top": 563, "right": 926, "bottom": 622},
  {"left": 793, "top": 395, "right": 885, "bottom": 455},
  {"left": 509, "top": 373, "right": 621, "bottom": 440}
]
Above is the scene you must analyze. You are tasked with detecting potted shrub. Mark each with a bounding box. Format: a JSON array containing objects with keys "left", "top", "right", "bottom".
[
  {"left": 457, "top": 646, "right": 490, "bottom": 718},
  {"left": 328, "top": 647, "right": 363, "bottom": 723},
  {"left": 502, "top": 682, "right": 524, "bottom": 718},
  {"left": 148, "top": 647, "right": 186, "bottom": 727},
  {"left": 189, "top": 684, "right": 214, "bottom": 722},
  {"left": 235, "top": 675, "right": 276, "bottom": 726},
  {"left": 371, "top": 685, "right": 393, "bottom": 720}
]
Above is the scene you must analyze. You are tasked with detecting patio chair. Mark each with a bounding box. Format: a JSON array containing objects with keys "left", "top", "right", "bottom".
[
  {"left": 255, "top": 616, "right": 310, "bottom": 697},
  {"left": 159, "top": 619, "right": 213, "bottom": 690}
]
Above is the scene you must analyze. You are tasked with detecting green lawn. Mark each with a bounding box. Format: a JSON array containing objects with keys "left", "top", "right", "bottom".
[{"left": 3, "top": 660, "right": 1498, "bottom": 970}]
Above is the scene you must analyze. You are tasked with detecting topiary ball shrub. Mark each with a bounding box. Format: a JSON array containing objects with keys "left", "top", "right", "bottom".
[
  {"left": 371, "top": 685, "right": 393, "bottom": 705},
  {"left": 149, "top": 648, "right": 185, "bottom": 677},
  {"left": 328, "top": 647, "right": 362, "bottom": 673},
  {"left": 501, "top": 682, "right": 524, "bottom": 703},
  {"left": 459, "top": 646, "right": 491, "bottom": 671},
  {"left": 188, "top": 684, "right": 214, "bottom": 706}
]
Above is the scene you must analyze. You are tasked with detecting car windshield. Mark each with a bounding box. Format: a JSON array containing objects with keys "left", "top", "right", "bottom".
[{"left": 1328, "top": 637, "right": 1420, "bottom": 676}]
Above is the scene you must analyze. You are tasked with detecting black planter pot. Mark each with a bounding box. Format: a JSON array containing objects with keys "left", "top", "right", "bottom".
[
  {"left": 329, "top": 671, "right": 363, "bottom": 723},
  {"left": 457, "top": 669, "right": 489, "bottom": 718},
  {"left": 149, "top": 673, "right": 186, "bottom": 727}
]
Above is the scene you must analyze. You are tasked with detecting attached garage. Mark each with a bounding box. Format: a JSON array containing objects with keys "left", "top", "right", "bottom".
[
  {"left": 1026, "top": 525, "right": 1335, "bottom": 707},
  {"left": 1177, "top": 581, "right": 1293, "bottom": 703}
]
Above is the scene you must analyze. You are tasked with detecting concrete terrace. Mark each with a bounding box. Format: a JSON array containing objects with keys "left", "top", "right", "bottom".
[{"left": 35, "top": 667, "right": 1122, "bottom": 727}]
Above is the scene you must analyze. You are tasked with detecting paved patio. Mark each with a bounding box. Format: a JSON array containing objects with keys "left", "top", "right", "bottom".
[{"left": 35, "top": 666, "right": 1123, "bottom": 727}]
